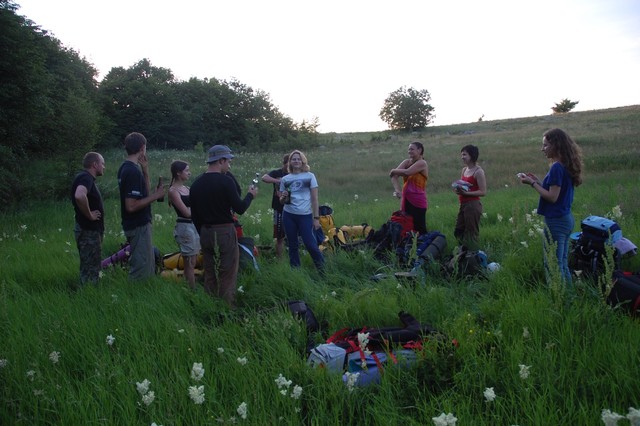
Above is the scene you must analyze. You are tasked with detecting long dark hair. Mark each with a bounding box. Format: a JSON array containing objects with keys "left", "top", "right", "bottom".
[{"left": 543, "top": 128, "right": 583, "bottom": 186}]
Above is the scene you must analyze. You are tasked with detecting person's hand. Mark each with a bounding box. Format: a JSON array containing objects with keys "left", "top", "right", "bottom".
[
  {"left": 89, "top": 210, "right": 101, "bottom": 221},
  {"left": 153, "top": 183, "right": 165, "bottom": 200},
  {"left": 519, "top": 172, "right": 539, "bottom": 186},
  {"left": 138, "top": 153, "right": 148, "bottom": 169},
  {"left": 248, "top": 185, "right": 258, "bottom": 198},
  {"left": 392, "top": 191, "right": 401, "bottom": 199},
  {"left": 312, "top": 219, "right": 321, "bottom": 229}
]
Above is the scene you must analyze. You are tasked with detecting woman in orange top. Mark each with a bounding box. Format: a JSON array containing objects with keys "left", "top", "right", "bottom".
[{"left": 390, "top": 142, "right": 429, "bottom": 234}]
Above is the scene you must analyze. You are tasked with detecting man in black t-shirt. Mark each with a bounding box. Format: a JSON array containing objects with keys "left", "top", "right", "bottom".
[
  {"left": 261, "top": 154, "right": 289, "bottom": 257},
  {"left": 117, "top": 132, "right": 165, "bottom": 281},
  {"left": 71, "top": 152, "right": 105, "bottom": 285},
  {"left": 190, "top": 145, "right": 258, "bottom": 306}
]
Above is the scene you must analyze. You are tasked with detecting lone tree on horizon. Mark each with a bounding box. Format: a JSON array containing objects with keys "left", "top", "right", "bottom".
[
  {"left": 379, "top": 86, "right": 435, "bottom": 130},
  {"left": 552, "top": 98, "right": 579, "bottom": 114}
]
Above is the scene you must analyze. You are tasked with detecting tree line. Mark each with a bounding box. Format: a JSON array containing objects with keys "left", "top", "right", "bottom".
[{"left": 0, "top": 1, "right": 319, "bottom": 206}]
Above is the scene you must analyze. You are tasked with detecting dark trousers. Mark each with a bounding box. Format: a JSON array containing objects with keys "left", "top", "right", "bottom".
[
  {"left": 404, "top": 199, "right": 427, "bottom": 234},
  {"left": 282, "top": 211, "right": 324, "bottom": 270},
  {"left": 74, "top": 223, "right": 103, "bottom": 285},
  {"left": 454, "top": 200, "right": 482, "bottom": 249},
  {"left": 199, "top": 224, "right": 239, "bottom": 306}
]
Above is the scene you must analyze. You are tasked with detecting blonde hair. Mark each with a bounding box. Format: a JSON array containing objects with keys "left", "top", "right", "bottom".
[{"left": 287, "top": 150, "right": 310, "bottom": 173}]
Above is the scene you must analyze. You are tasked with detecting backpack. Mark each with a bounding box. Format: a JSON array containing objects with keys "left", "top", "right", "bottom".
[
  {"left": 569, "top": 215, "right": 621, "bottom": 280},
  {"left": 607, "top": 271, "right": 640, "bottom": 316},
  {"left": 238, "top": 237, "right": 259, "bottom": 271},
  {"left": 370, "top": 221, "right": 405, "bottom": 261},
  {"left": 398, "top": 231, "right": 447, "bottom": 267},
  {"left": 445, "top": 245, "right": 488, "bottom": 278},
  {"left": 390, "top": 210, "right": 414, "bottom": 240},
  {"left": 319, "top": 205, "right": 335, "bottom": 235}
]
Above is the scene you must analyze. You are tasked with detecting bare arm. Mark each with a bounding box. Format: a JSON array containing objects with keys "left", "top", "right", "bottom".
[
  {"left": 74, "top": 185, "right": 101, "bottom": 221},
  {"left": 390, "top": 159, "right": 428, "bottom": 178},
  {"left": 261, "top": 173, "right": 280, "bottom": 184},
  {"left": 124, "top": 185, "right": 165, "bottom": 213},
  {"left": 168, "top": 188, "right": 191, "bottom": 218},
  {"left": 311, "top": 187, "right": 320, "bottom": 229},
  {"left": 520, "top": 173, "right": 560, "bottom": 203}
]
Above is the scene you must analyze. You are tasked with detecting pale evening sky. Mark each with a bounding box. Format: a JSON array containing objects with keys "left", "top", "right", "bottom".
[{"left": 15, "top": 0, "right": 640, "bottom": 133}]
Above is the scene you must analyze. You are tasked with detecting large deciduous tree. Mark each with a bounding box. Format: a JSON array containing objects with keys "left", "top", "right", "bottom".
[{"left": 379, "top": 86, "right": 435, "bottom": 130}]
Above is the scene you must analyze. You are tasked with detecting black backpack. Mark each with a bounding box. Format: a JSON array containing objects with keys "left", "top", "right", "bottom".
[{"left": 569, "top": 216, "right": 621, "bottom": 280}]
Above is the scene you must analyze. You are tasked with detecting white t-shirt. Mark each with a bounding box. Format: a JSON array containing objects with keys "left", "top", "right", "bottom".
[{"left": 280, "top": 172, "right": 318, "bottom": 215}]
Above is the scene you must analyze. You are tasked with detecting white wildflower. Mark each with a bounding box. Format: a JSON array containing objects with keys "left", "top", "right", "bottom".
[
  {"left": 432, "top": 412, "right": 458, "bottom": 426},
  {"left": 483, "top": 387, "right": 496, "bottom": 402},
  {"left": 237, "top": 402, "right": 247, "bottom": 420},
  {"left": 188, "top": 385, "right": 205, "bottom": 404},
  {"left": 178, "top": 329, "right": 185, "bottom": 333},
  {"left": 611, "top": 205, "right": 622, "bottom": 219},
  {"left": 237, "top": 286, "right": 244, "bottom": 294},
  {"left": 522, "top": 327, "right": 530, "bottom": 339},
  {"left": 217, "top": 347, "right": 225, "bottom": 354},
  {"left": 520, "top": 241, "right": 529, "bottom": 248},
  {"left": 497, "top": 214, "right": 503, "bottom": 222},
  {"left": 291, "top": 385, "right": 303, "bottom": 400},
  {"left": 106, "top": 334, "right": 115, "bottom": 346},
  {"left": 345, "top": 372, "right": 360, "bottom": 392},
  {"left": 191, "top": 362, "right": 205, "bottom": 382},
  {"left": 602, "top": 409, "right": 624, "bottom": 426},
  {"left": 0, "top": 359, "right": 8, "bottom": 368},
  {"left": 26, "top": 370, "right": 36, "bottom": 381},
  {"left": 354, "top": 194, "right": 359, "bottom": 200},
  {"left": 518, "top": 364, "right": 531, "bottom": 379},
  {"left": 237, "top": 357, "right": 247, "bottom": 365},
  {"left": 627, "top": 407, "right": 640, "bottom": 426},
  {"left": 142, "top": 391, "right": 155, "bottom": 406},
  {"left": 136, "top": 379, "right": 151, "bottom": 396},
  {"left": 275, "top": 374, "right": 292, "bottom": 389},
  {"left": 49, "top": 351, "right": 60, "bottom": 364}
]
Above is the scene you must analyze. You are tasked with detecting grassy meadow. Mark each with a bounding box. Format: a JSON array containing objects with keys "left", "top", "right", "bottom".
[{"left": 1, "top": 105, "right": 640, "bottom": 425}]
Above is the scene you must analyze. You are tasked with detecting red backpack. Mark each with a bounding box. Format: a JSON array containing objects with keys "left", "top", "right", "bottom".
[{"left": 390, "top": 210, "right": 414, "bottom": 240}]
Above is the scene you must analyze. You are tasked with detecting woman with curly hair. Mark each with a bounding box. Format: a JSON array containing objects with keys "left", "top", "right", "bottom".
[{"left": 519, "top": 128, "right": 583, "bottom": 284}]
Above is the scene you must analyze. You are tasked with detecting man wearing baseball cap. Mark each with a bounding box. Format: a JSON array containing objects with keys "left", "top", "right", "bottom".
[{"left": 190, "top": 145, "right": 258, "bottom": 306}]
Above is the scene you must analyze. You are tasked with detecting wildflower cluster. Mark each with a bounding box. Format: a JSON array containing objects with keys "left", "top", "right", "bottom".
[
  {"left": 191, "top": 362, "right": 205, "bottom": 382},
  {"left": 136, "top": 379, "right": 155, "bottom": 406},
  {"left": 483, "top": 387, "right": 496, "bottom": 402},
  {"left": 275, "top": 374, "right": 303, "bottom": 400},
  {"left": 188, "top": 361, "right": 205, "bottom": 405},
  {"left": 344, "top": 372, "right": 360, "bottom": 392},
  {"left": 601, "top": 407, "right": 640, "bottom": 425},
  {"left": 432, "top": 412, "right": 458, "bottom": 426}
]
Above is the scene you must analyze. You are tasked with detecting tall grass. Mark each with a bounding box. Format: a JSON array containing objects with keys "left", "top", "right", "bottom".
[{"left": 1, "top": 106, "right": 640, "bottom": 425}]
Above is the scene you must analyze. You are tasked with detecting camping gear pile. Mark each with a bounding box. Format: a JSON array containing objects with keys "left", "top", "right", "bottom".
[{"left": 288, "top": 301, "right": 456, "bottom": 388}]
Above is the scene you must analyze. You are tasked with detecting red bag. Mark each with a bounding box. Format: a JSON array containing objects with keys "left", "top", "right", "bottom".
[{"left": 390, "top": 210, "right": 414, "bottom": 240}]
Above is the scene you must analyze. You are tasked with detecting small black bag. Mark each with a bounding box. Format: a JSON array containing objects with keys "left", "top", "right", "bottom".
[
  {"left": 287, "top": 300, "right": 320, "bottom": 333},
  {"left": 607, "top": 271, "right": 640, "bottom": 315}
]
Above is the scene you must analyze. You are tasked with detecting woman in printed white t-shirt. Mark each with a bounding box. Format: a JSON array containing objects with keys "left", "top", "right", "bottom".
[{"left": 279, "top": 150, "right": 324, "bottom": 271}]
